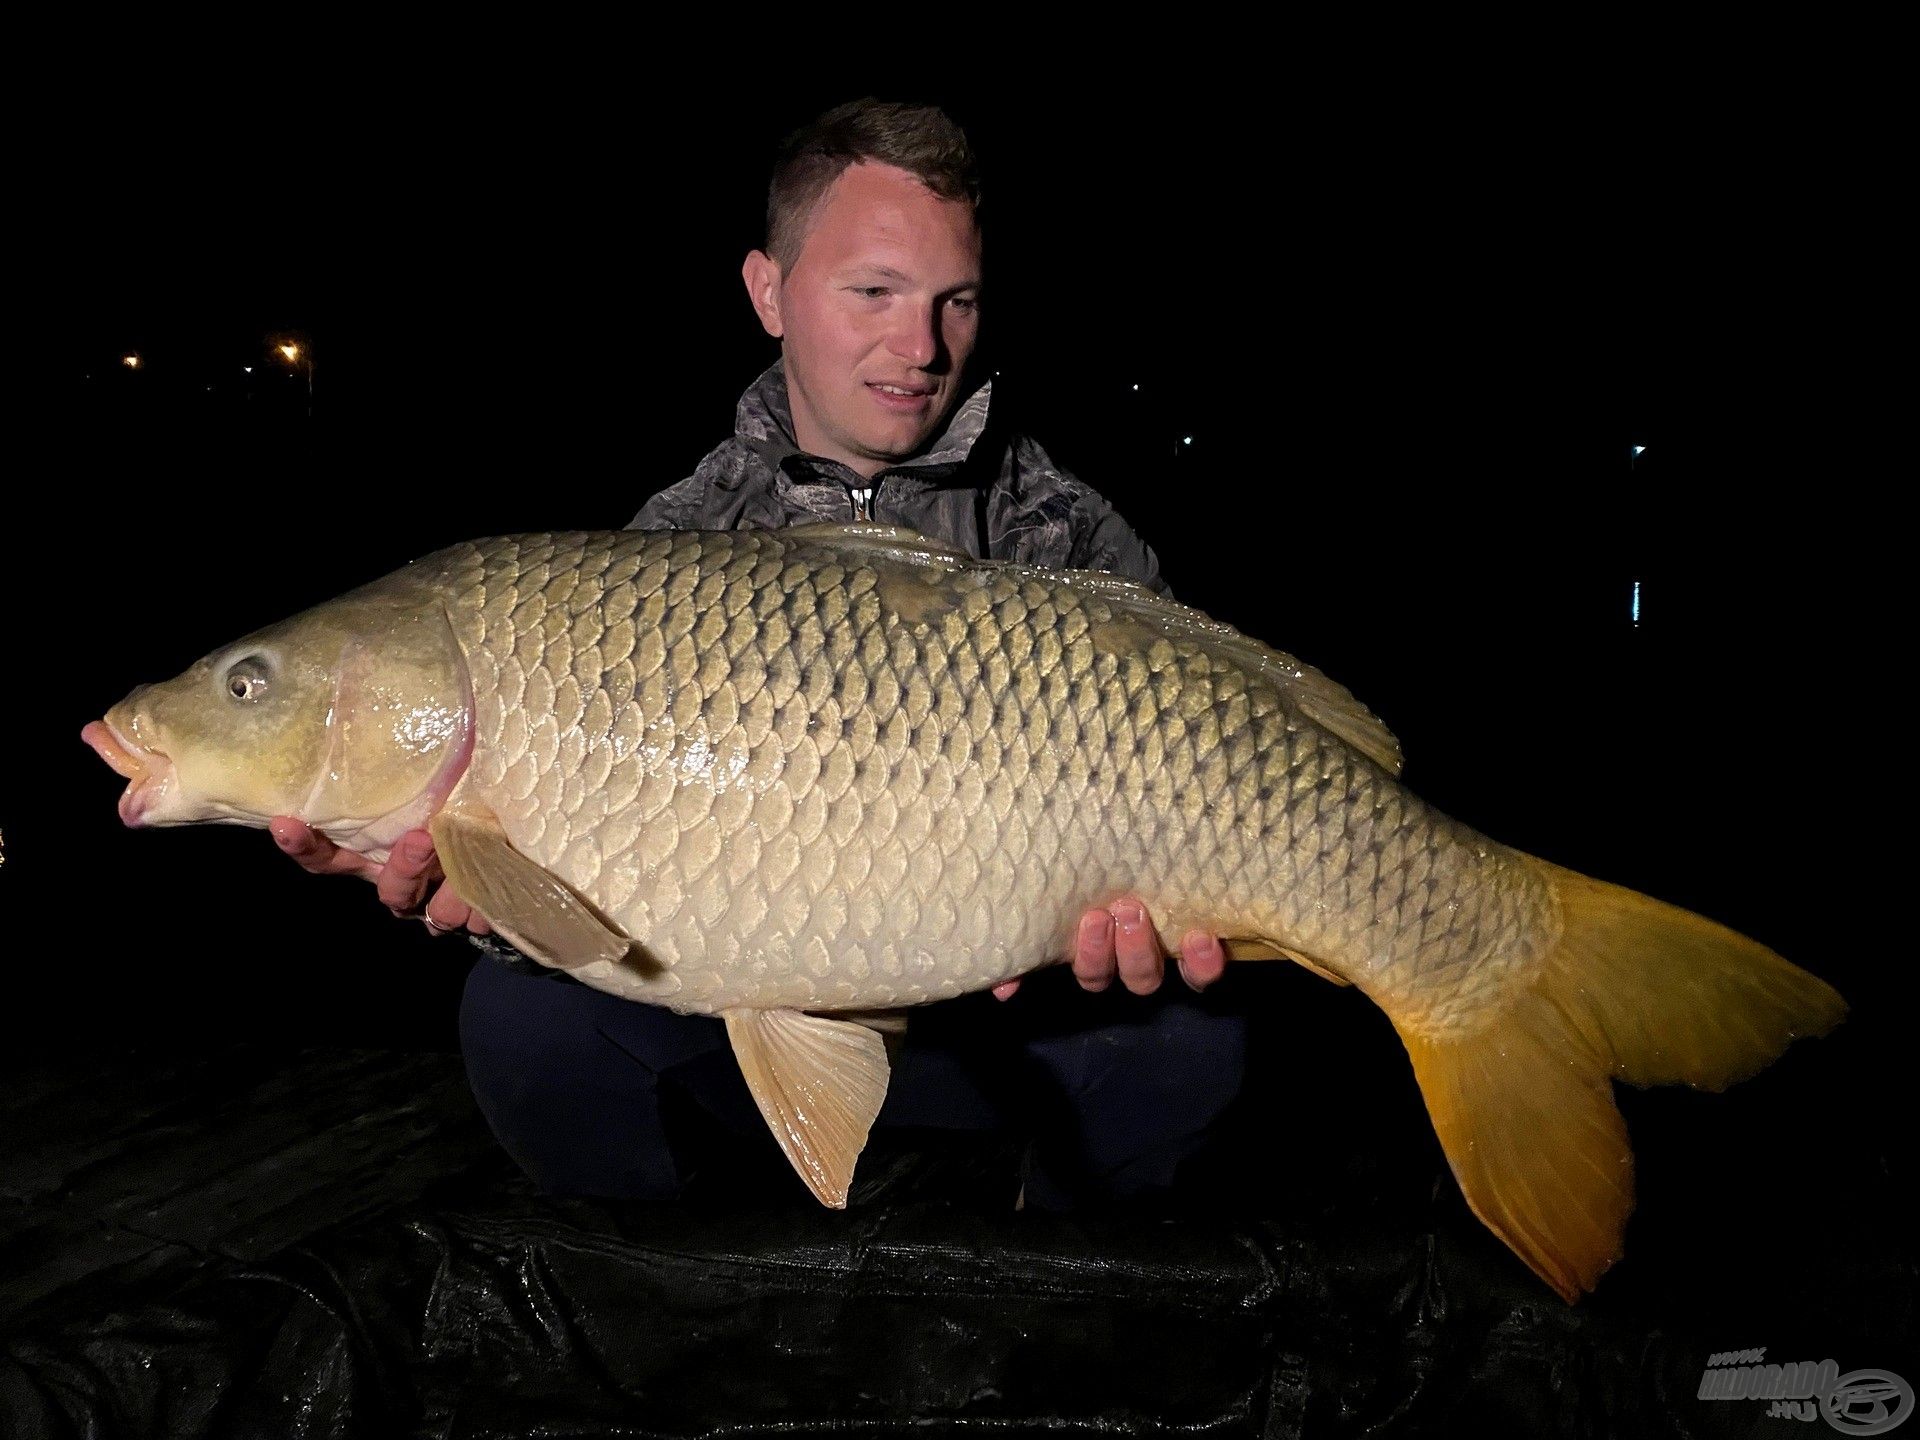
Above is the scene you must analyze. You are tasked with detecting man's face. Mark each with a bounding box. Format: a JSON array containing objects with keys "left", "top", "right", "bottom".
[{"left": 746, "top": 161, "right": 983, "bottom": 477}]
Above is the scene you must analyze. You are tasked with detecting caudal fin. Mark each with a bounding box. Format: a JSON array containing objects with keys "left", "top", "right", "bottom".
[{"left": 1392, "top": 858, "right": 1846, "bottom": 1303}]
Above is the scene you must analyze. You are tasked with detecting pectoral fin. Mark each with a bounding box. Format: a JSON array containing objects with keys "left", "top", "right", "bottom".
[
  {"left": 724, "top": 1008, "right": 892, "bottom": 1208},
  {"left": 428, "top": 808, "right": 630, "bottom": 971}
]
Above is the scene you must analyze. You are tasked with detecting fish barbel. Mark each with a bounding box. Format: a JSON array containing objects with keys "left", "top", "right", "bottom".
[{"left": 81, "top": 524, "right": 1845, "bottom": 1302}]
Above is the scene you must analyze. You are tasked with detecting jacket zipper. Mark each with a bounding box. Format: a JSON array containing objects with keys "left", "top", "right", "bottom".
[{"left": 849, "top": 482, "right": 879, "bottom": 522}]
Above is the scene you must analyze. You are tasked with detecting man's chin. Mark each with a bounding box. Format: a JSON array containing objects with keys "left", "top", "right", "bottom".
[
  {"left": 861, "top": 415, "right": 951, "bottom": 462},
  {"left": 843, "top": 431, "right": 930, "bottom": 467}
]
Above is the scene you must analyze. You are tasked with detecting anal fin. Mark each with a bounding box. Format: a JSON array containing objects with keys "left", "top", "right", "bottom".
[{"left": 724, "top": 1009, "right": 892, "bottom": 1208}]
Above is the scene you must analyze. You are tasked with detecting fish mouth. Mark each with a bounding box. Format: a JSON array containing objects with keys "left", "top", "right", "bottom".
[{"left": 81, "top": 717, "right": 174, "bottom": 827}]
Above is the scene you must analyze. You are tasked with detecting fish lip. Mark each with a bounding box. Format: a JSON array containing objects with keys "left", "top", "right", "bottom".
[
  {"left": 83, "top": 720, "right": 141, "bottom": 780},
  {"left": 82, "top": 716, "right": 172, "bottom": 828}
]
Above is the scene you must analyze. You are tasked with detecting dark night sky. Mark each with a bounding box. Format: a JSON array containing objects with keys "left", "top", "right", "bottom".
[{"left": 10, "top": 81, "right": 1901, "bottom": 1078}]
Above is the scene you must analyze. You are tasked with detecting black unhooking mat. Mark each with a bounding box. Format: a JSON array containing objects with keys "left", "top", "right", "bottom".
[{"left": 2, "top": 1022, "right": 1912, "bottom": 1439}]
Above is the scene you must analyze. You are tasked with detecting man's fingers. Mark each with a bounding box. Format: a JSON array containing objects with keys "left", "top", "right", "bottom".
[
  {"left": 386, "top": 830, "right": 440, "bottom": 883},
  {"left": 270, "top": 816, "right": 378, "bottom": 880},
  {"left": 991, "top": 979, "right": 1020, "bottom": 1001},
  {"left": 1176, "top": 931, "right": 1228, "bottom": 991},
  {"left": 381, "top": 833, "right": 460, "bottom": 922},
  {"left": 377, "top": 834, "right": 439, "bottom": 916},
  {"left": 1072, "top": 909, "right": 1115, "bottom": 991},
  {"left": 423, "top": 887, "right": 468, "bottom": 934},
  {"left": 271, "top": 815, "right": 491, "bottom": 937},
  {"left": 1112, "top": 899, "right": 1164, "bottom": 995},
  {"left": 423, "top": 885, "right": 491, "bottom": 937}
]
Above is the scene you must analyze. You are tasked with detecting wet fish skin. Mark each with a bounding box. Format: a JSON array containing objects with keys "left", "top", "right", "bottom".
[
  {"left": 84, "top": 524, "right": 1846, "bottom": 1303},
  {"left": 430, "top": 528, "right": 1512, "bottom": 1021}
]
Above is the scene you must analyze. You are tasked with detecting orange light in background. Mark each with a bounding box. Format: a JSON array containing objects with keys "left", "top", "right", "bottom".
[
  {"left": 122, "top": 354, "right": 140, "bottom": 369},
  {"left": 268, "top": 336, "right": 313, "bottom": 417}
]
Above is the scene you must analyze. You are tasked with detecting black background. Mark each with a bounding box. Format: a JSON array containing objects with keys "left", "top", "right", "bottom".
[{"left": 7, "top": 76, "right": 1908, "bottom": 1351}]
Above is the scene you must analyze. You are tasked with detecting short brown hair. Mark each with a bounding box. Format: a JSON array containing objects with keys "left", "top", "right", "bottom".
[{"left": 766, "top": 98, "right": 982, "bottom": 272}]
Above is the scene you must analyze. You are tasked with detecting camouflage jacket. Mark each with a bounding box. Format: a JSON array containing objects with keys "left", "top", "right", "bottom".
[{"left": 630, "top": 363, "right": 1170, "bottom": 596}]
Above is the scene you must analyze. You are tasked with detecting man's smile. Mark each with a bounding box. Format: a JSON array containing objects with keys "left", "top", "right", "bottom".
[{"left": 866, "top": 380, "right": 934, "bottom": 412}]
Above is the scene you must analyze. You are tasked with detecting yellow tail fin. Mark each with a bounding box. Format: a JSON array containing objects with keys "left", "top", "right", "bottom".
[{"left": 1393, "top": 858, "right": 1846, "bottom": 1303}]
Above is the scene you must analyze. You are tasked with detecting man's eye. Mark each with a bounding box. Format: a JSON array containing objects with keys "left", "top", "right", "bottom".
[
  {"left": 949, "top": 296, "right": 979, "bottom": 314},
  {"left": 856, "top": 286, "right": 890, "bottom": 298}
]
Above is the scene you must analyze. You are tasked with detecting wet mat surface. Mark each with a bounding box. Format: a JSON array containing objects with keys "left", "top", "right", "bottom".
[
  {"left": 2, "top": 1043, "right": 1912, "bottom": 1438},
  {"left": 1, "top": 1047, "right": 505, "bottom": 1325}
]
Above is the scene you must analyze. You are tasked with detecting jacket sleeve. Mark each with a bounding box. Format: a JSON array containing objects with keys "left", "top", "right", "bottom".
[
  {"left": 999, "top": 434, "right": 1175, "bottom": 597},
  {"left": 1068, "top": 489, "right": 1172, "bottom": 597},
  {"left": 629, "top": 438, "right": 771, "bottom": 532},
  {"left": 627, "top": 476, "right": 703, "bottom": 531}
]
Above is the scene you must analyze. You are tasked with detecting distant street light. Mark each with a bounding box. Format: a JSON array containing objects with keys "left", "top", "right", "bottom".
[
  {"left": 272, "top": 337, "right": 314, "bottom": 418},
  {"left": 122, "top": 354, "right": 140, "bottom": 369}
]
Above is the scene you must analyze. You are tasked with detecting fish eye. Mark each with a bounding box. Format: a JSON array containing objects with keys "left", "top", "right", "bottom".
[{"left": 223, "top": 656, "right": 271, "bottom": 702}]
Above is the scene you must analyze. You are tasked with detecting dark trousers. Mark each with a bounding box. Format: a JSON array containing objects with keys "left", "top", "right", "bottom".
[{"left": 459, "top": 956, "right": 1248, "bottom": 1210}]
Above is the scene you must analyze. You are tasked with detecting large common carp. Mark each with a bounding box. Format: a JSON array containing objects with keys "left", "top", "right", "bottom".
[{"left": 82, "top": 525, "right": 1845, "bottom": 1302}]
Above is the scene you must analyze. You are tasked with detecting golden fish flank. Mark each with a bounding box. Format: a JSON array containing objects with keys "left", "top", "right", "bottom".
[
  {"left": 452, "top": 528, "right": 1407, "bottom": 1017},
  {"left": 84, "top": 524, "right": 1846, "bottom": 1305}
]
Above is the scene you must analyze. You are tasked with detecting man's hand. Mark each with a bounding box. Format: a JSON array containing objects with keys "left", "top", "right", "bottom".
[
  {"left": 990, "top": 897, "right": 1226, "bottom": 1001},
  {"left": 268, "top": 817, "right": 491, "bottom": 936}
]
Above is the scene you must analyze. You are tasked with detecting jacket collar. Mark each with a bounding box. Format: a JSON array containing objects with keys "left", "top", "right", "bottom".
[{"left": 728, "top": 361, "right": 995, "bottom": 489}]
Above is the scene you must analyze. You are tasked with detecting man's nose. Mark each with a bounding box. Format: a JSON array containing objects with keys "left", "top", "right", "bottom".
[{"left": 886, "top": 303, "right": 941, "bottom": 369}]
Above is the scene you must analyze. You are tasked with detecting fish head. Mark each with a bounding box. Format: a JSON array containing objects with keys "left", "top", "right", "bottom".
[{"left": 83, "top": 587, "right": 472, "bottom": 847}]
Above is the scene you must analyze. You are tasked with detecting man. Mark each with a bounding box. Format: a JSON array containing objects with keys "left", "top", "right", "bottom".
[{"left": 272, "top": 99, "right": 1245, "bottom": 1208}]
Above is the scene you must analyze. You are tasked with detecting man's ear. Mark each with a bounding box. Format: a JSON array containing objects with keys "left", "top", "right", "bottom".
[{"left": 742, "top": 250, "right": 784, "bottom": 338}]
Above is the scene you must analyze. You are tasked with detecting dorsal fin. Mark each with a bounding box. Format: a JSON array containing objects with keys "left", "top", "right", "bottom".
[
  {"left": 780, "top": 523, "right": 972, "bottom": 567},
  {"left": 1065, "top": 571, "right": 1404, "bottom": 776},
  {"left": 780, "top": 523, "right": 1403, "bottom": 776}
]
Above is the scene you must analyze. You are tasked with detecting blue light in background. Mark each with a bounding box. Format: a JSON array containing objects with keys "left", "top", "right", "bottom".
[{"left": 1632, "top": 580, "right": 1641, "bottom": 626}]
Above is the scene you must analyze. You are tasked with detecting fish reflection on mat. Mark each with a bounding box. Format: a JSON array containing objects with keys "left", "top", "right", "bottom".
[{"left": 82, "top": 524, "right": 1845, "bottom": 1302}]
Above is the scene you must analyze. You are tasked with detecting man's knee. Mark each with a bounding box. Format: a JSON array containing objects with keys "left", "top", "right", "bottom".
[
  {"left": 1021, "top": 996, "right": 1250, "bottom": 1205},
  {"left": 457, "top": 959, "right": 729, "bottom": 1199},
  {"left": 1030, "top": 997, "right": 1248, "bottom": 1121}
]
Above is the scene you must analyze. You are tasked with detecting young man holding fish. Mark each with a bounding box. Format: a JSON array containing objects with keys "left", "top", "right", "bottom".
[
  {"left": 91, "top": 95, "right": 1845, "bottom": 1298},
  {"left": 272, "top": 99, "right": 1244, "bottom": 1209}
]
